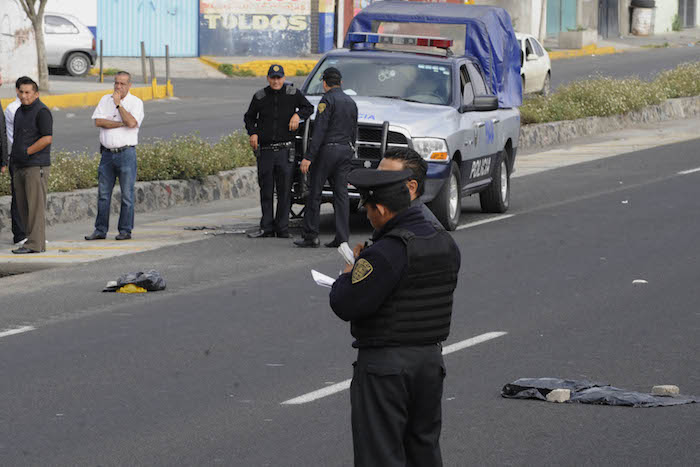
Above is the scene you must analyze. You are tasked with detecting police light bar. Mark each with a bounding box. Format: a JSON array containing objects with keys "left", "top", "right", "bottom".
[{"left": 348, "top": 33, "right": 453, "bottom": 49}]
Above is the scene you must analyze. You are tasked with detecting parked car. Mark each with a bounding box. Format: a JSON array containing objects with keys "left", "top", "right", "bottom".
[
  {"left": 45, "top": 12, "right": 97, "bottom": 77},
  {"left": 516, "top": 32, "right": 551, "bottom": 95}
]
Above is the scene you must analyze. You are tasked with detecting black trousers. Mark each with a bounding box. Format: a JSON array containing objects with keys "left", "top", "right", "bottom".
[
  {"left": 351, "top": 345, "right": 446, "bottom": 467},
  {"left": 257, "top": 147, "right": 293, "bottom": 234},
  {"left": 9, "top": 163, "right": 26, "bottom": 243},
  {"left": 302, "top": 145, "right": 352, "bottom": 242}
]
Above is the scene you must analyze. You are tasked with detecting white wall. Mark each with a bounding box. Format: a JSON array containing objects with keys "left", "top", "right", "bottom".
[
  {"left": 0, "top": 0, "right": 39, "bottom": 83},
  {"left": 653, "top": 0, "right": 678, "bottom": 33},
  {"left": 46, "top": 0, "right": 97, "bottom": 28},
  {"left": 477, "top": 0, "right": 539, "bottom": 35}
]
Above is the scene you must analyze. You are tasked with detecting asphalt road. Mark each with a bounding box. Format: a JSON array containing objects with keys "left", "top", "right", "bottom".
[
  {"left": 48, "top": 47, "right": 700, "bottom": 154},
  {"left": 1, "top": 138, "right": 698, "bottom": 465}
]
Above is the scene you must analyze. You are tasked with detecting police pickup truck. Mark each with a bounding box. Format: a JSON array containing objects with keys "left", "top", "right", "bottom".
[{"left": 292, "top": 2, "right": 522, "bottom": 231}]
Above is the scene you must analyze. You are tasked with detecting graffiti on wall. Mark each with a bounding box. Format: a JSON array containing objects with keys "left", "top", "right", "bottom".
[{"left": 200, "top": 0, "right": 311, "bottom": 56}]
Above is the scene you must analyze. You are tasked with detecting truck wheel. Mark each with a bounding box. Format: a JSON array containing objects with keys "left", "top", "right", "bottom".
[
  {"left": 66, "top": 52, "right": 90, "bottom": 77},
  {"left": 540, "top": 72, "right": 551, "bottom": 96},
  {"left": 429, "top": 161, "right": 461, "bottom": 231},
  {"left": 479, "top": 157, "right": 510, "bottom": 213}
]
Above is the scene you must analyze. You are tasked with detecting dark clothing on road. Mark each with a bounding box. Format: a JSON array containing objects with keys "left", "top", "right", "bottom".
[
  {"left": 11, "top": 99, "right": 52, "bottom": 168},
  {"left": 244, "top": 84, "right": 314, "bottom": 145},
  {"left": 244, "top": 83, "right": 313, "bottom": 235},
  {"left": 302, "top": 87, "right": 357, "bottom": 242},
  {"left": 330, "top": 206, "right": 461, "bottom": 466}
]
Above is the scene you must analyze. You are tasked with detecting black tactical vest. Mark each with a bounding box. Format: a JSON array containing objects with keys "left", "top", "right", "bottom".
[
  {"left": 12, "top": 99, "right": 51, "bottom": 167},
  {"left": 351, "top": 228, "right": 460, "bottom": 347}
]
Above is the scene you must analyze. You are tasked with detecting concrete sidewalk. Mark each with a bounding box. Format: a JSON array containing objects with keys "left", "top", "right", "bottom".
[{"left": 2, "top": 116, "right": 698, "bottom": 275}]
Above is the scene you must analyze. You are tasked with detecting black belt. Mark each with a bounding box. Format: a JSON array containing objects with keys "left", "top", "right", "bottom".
[
  {"left": 103, "top": 145, "right": 135, "bottom": 153},
  {"left": 260, "top": 141, "right": 293, "bottom": 151}
]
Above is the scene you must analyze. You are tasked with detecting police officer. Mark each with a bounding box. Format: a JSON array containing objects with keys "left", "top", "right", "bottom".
[
  {"left": 244, "top": 64, "right": 314, "bottom": 238},
  {"left": 330, "top": 169, "right": 461, "bottom": 467},
  {"left": 294, "top": 67, "right": 358, "bottom": 248}
]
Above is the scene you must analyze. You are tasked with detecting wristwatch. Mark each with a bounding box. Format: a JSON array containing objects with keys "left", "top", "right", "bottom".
[{"left": 116, "top": 104, "right": 120, "bottom": 109}]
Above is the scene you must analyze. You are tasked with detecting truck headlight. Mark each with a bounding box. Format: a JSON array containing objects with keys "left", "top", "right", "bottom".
[{"left": 412, "top": 138, "right": 450, "bottom": 162}]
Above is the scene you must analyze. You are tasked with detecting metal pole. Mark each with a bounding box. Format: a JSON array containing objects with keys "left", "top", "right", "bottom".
[
  {"left": 149, "top": 56, "right": 157, "bottom": 97},
  {"left": 99, "top": 39, "right": 103, "bottom": 83},
  {"left": 165, "top": 44, "right": 171, "bottom": 97},
  {"left": 141, "top": 41, "right": 147, "bottom": 84}
]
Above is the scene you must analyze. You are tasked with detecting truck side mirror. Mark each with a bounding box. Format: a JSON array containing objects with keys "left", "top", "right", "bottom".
[{"left": 462, "top": 95, "right": 498, "bottom": 112}]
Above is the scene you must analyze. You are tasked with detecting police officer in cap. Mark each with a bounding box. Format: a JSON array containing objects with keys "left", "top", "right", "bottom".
[
  {"left": 294, "top": 67, "right": 358, "bottom": 248},
  {"left": 244, "top": 64, "right": 314, "bottom": 238},
  {"left": 330, "top": 169, "right": 461, "bottom": 466}
]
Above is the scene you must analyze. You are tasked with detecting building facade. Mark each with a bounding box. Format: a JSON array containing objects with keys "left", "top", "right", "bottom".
[{"left": 0, "top": 0, "right": 38, "bottom": 83}]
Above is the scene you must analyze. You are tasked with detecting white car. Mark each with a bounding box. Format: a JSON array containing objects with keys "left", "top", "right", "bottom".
[
  {"left": 45, "top": 12, "right": 97, "bottom": 76},
  {"left": 516, "top": 32, "right": 551, "bottom": 95}
]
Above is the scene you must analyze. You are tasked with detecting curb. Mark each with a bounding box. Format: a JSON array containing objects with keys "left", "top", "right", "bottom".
[
  {"left": 0, "top": 83, "right": 175, "bottom": 110},
  {"left": 1, "top": 96, "right": 698, "bottom": 233},
  {"left": 548, "top": 44, "right": 619, "bottom": 60},
  {"left": 200, "top": 56, "right": 317, "bottom": 77}
]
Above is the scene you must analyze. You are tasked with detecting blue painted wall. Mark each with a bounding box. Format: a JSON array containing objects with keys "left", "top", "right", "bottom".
[{"left": 98, "top": 0, "right": 199, "bottom": 57}]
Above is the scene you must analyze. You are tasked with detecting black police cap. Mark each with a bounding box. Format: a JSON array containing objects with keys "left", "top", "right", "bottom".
[
  {"left": 267, "top": 64, "right": 285, "bottom": 77},
  {"left": 348, "top": 169, "right": 412, "bottom": 206},
  {"left": 321, "top": 67, "right": 342, "bottom": 81}
]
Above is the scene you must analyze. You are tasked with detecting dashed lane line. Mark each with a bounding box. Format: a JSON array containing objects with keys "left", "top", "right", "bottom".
[
  {"left": 456, "top": 215, "right": 514, "bottom": 231},
  {"left": 678, "top": 167, "right": 700, "bottom": 175},
  {"left": 281, "top": 331, "right": 508, "bottom": 405},
  {"left": 0, "top": 326, "right": 35, "bottom": 339}
]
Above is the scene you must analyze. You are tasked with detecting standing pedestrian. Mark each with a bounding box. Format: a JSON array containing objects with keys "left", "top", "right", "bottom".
[
  {"left": 3, "top": 75, "right": 29, "bottom": 245},
  {"left": 85, "top": 71, "right": 144, "bottom": 241},
  {"left": 244, "top": 64, "right": 314, "bottom": 238},
  {"left": 294, "top": 67, "right": 358, "bottom": 248},
  {"left": 378, "top": 147, "right": 444, "bottom": 230},
  {"left": 330, "top": 169, "right": 461, "bottom": 466},
  {"left": 10, "top": 78, "right": 53, "bottom": 254}
]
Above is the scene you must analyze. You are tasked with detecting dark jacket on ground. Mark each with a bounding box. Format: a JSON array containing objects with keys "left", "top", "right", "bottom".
[
  {"left": 11, "top": 99, "right": 52, "bottom": 168},
  {"left": 306, "top": 86, "right": 358, "bottom": 162},
  {"left": 0, "top": 102, "right": 7, "bottom": 167},
  {"left": 244, "top": 83, "right": 314, "bottom": 145}
]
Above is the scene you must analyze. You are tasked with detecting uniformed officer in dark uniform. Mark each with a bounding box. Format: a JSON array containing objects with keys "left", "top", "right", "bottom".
[
  {"left": 244, "top": 64, "right": 314, "bottom": 238},
  {"left": 329, "top": 169, "right": 461, "bottom": 467},
  {"left": 294, "top": 67, "right": 358, "bottom": 248}
]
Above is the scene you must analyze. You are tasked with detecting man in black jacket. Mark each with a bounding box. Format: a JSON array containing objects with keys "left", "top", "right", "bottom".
[
  {"left": 244, "top": 64, "right": 314, "bottom": 238},
  {"left": 330, "top": 169, "right": 461, "bottom": 467},
  {"left": 10, "top": 78, "right": 52, "bottom": 254}
]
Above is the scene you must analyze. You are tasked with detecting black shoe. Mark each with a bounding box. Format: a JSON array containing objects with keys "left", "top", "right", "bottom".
[
  {"left": 115, "top": 233, "right": 132, "bottom": 240},
  {"left": 276, "top": 231, "right": 291, "bottom": 238},
  {"left": 324, "top": 239, "right": 343, "bottom": 248},
  {"left": 293, "top": 237, "right": 320, "bottom": 248},
  {"left": 247, "top": 230, "right": 275, "bottom": 238},
  {"left": 12, "top": 247, "right": 39, "bottom": 254},
  {"left": 85, "top": 232, "right": 106, "bottom": 241}
]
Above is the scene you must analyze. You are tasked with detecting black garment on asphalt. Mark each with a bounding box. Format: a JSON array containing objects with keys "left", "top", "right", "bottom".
[
  {"left": 256, "top": 147, "right": 294, "bottom": 235},
  {"left": 330, "top": 206, "right": 461, "bottom": 467},
  {"left": 243, "top": 83, "right": 314, "bottom": 145},
  {"left": 11, "top": 99, "right": 52, "bottom": 168}
]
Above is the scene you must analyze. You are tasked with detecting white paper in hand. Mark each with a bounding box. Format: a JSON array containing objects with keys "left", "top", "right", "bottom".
[
  {"left": 338, "top": 242, "right": 355, "bottom": 265},
  {"left": 312, "top": 269, "right": 336, "bottom": 288}
]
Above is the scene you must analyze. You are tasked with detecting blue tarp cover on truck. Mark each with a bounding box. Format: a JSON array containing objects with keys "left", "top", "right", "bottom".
[{"left": 345, "top": 1, "right": 522, "bottom": 108}]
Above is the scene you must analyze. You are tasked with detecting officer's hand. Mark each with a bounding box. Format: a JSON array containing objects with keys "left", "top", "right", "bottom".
[
  {"left": 0, "top": 166, "right": 6, "bottom": 174},
  {"left": 300, "top": 158, "right": 311, "bottom": 174},
  {"left": 342, "top": 262, "right": 353, "bottom": 274},
  {"left": 289, "top": 113, "right": 300, "bottom": 131},
  {"left": 249, "top": 134, "right": 258, "bottom": 151},
  {"left": 352, "top": 243, "right": 364, "bottom": 259}
]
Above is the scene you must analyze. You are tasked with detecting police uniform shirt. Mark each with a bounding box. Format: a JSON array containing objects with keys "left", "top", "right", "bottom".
[
  {"left": 244, "top": 84, "right": 314, "bottom": 145},
  {"left": 306, "top": 87, "right": 358, "bottom": 161},
  {"left": 330, "top": 206, "right": 438, "bottom": 323}
]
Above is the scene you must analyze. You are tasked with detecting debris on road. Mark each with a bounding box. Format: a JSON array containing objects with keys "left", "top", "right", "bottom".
[
  {"left": 546, "top": 388, "right": 571, "bottom": 403},
  {"left": 117, "top": 284, "right": 147, "bottom": 294},
  {"left": 652, "top": 385, "right": 680, "bottom": 396},
  {"left": 103, "top": 270, "right": 167, "bottom": 292},
  {"left": 632, "top": 279, "right": 649, "bottom": 284},
  {"left": 502, "top": 378, "right": 698, "bottom": 407}
]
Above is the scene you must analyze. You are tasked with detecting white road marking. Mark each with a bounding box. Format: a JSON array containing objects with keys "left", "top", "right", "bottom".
[
  {"left": 456, "top": 215, "right": 514, "bottom": 231},
  {"left": 0, "top": 326, "right": 35, "bottom": 338},
  {"left": 678, "top": 167, "right": 700, "bottom": 175},
  {"left": 281, "top": 331, "right": 507, "bottom": 405}
]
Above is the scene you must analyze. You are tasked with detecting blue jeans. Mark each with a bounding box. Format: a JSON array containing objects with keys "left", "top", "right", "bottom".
[{"left": 95, "top": 146, "right": 137, "bottom": 235}]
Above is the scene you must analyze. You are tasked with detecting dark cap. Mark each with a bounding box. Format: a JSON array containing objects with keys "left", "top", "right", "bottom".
[
  {"left": 348, "top": 169, "right": 412, "bottom": 207},
  {"left": 267, "top": 64, "right": 285, "bottom": 78},
  {"left": 321, "top": 67, "right": 342, "bottom": 81}
]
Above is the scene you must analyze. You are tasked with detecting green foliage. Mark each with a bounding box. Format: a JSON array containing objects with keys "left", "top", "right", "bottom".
[
  {"left": 101, "top": 68, "right": 120, "bottom": 76},
  {"left": 0, "top": 132, "right": 255, "bottom": 196},
  {"left": 672, "top": 14, "right": 682, "bottom": 32},
  {"left": 295, "top": 69, "right": 308, "bottom": 76},
  {"left": 218, "top": 63, "right": 256, "bottom": 77},
  {"left": 520, "top": 61, "right": 700, "bottom": 124},
  {"left": 567, "top": 25, "right": 587, "bottom": 32}
]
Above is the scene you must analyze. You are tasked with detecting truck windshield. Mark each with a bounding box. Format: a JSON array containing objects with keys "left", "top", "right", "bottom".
[{"left": 305, "top": 57, "right": 452, "bottom": 106}]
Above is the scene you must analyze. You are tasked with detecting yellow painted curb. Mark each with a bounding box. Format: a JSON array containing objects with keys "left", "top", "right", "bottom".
[
  {"left": 0, "top": 82, "right": 174, "bottom": 110},
  {"left": 549, "top": 45, "right": 619, "bottom": 60},
  {"left": 201, "top": 56, "right": 318, "bottom": 77}
]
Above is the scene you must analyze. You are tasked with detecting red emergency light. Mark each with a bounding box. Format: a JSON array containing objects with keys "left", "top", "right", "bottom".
[{"left": 348, "top": 33, "right": 454, "bottom": 50}]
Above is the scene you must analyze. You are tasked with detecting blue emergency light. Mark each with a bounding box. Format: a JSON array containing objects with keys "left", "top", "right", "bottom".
[{"left": 347, "top": 33, "right": 453, "bottom": 49}]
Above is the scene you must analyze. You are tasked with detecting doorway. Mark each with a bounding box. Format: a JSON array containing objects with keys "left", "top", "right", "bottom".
[
  {"left": 599, "top": 0, "right": 619, "bottom": 39},
  {"left": 679, "top": 0, "right": 697, "bottom": 28},
  {"left": 547, "top": 0, "right": 577, "bottom": 37}
]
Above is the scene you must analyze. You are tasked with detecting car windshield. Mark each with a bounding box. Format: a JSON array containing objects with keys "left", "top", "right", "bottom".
[{"left": 305, "top": 56, "right": 452, "bottom": 106}]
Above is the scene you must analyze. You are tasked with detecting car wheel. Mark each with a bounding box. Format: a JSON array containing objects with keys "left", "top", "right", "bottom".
[
  {"left": 66, "top": 52, "right": 90, "bottom": 77},
  {"left": 479, "top": 156, "right": 510, "bottom": 213},
  {"left": 540, "top": 72, "right": 551, "bottom": 96},
  {"left": 428, "top": 161, "right": 461, "bottom": 231},
  {"left": 521, "top": 75, "right": 526, "bottom": 94}
]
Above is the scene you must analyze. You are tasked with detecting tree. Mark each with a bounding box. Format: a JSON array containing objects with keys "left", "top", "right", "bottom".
[{"left": 17, "top": 0, "right": 49, "bottom": 92}]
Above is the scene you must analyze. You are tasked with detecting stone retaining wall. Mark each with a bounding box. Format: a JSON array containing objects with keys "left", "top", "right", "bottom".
[{"left": 1, "top": 96, "right": 699, "bottom": 233}]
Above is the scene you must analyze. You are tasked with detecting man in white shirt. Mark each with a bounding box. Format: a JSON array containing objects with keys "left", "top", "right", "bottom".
[
  {"left": 85, "top": 71, "right": 144, "bottom": 241},
  {"left": 2, "top": 75, "right": 27, "bottom": 244}
]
